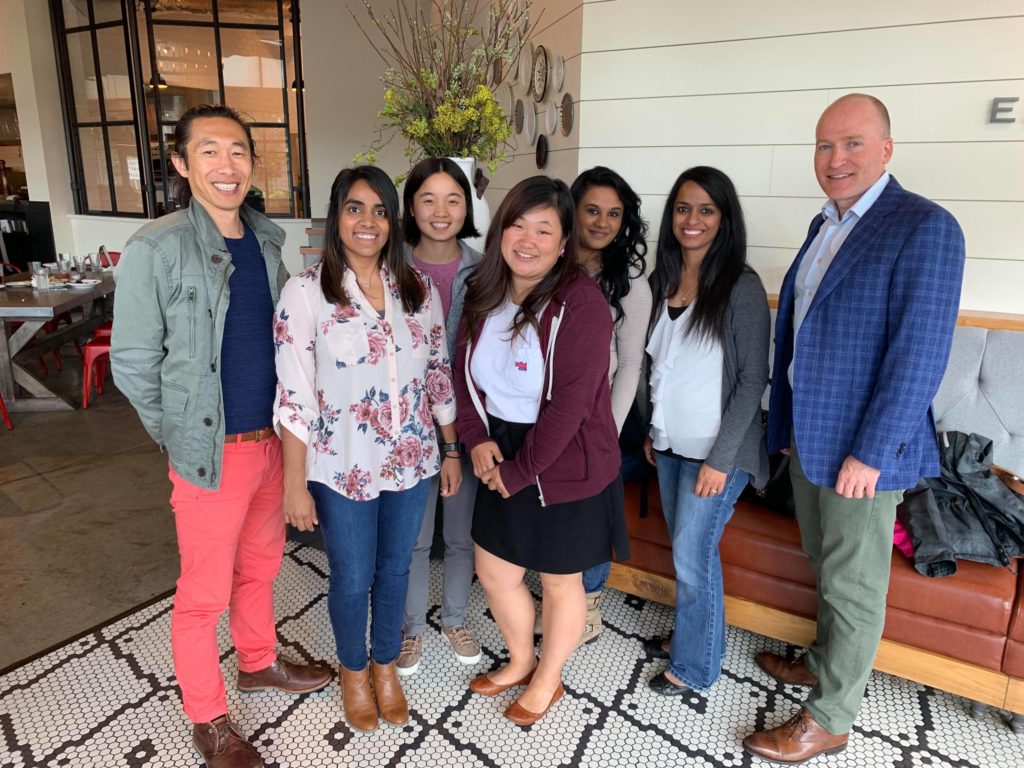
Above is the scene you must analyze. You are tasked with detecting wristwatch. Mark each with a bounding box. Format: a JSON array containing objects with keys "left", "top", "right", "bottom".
[{"left": 441, "top": 441, "right": 462, "bottom": 456}]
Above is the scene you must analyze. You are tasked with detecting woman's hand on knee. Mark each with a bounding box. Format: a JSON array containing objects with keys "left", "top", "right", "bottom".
[{"left": 471, "top": 441, "right": 504, "bottom": 478}]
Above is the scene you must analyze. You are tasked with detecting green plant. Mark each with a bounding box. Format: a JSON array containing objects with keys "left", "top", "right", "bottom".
[{"left": 352, "top": 0, "right": 535, "bottom": 175}]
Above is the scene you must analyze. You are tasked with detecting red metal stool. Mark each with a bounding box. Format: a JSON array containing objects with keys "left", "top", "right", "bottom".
[
  {"left": 0, "top": 391, "right": 11, "bottom": 430},
  {"left": 82, "top": 337, "right": 111, "bottom": 409}
]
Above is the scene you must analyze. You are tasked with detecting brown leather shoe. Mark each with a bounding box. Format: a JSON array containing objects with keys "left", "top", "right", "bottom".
[
  {"left": 237, "top": 657, "right": 333, "bottom": 694},
  {"left": 743, "top": 708, "right": 848, "bottom": 764},
  {"left": 192, "top": 715, "right": 264, "bottom": 768},
  {"left": 755, "top": 651, "right": 819, "bottom": 687},
  {"left": 371, "top": 660, "right": 409, "bottom": 726},
  {"left": 504, "top": 681, "right": 565, "bottom": 726},
  {"left": 340, "top": 665, "right": 378, "bottom": 732},
  {"left": 468, "top": 664, "right": 536, "bottom": 697}
]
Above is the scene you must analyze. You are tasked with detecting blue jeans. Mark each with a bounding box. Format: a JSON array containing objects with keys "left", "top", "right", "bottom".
[
  {"left": 655, "top": 453, "right": 749, "bottom": 690},
  {"left": 310, "top": 480, "right": 430, "bottom": 671}
]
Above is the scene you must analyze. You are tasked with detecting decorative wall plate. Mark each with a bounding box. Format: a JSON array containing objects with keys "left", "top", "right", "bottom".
[
  {"left": 498, "top": 84, "right": 515, "bottom": 122},
  {"left": 559, "top": 92, "right": 574, "bottom": 137},
  {"left": 522, "top": 100, "right": 537, "bottom": 145},
  {"left": 513, "top": 98, "right": 525, "bottom": 134},
  {"left": 517, "top": 42, "right": 534, "bottom": 88},
  {"left": 535, "top": 134, "right": 549, "bottom": 169},
  {"left": 545, "top": 100, "right": 558, "bottom": 134},
  {"left": 531, "top": 44, "right": 548, "bottom": 102},
  {"left": 551, "top": 54, "right": 565, "bottom": 93}
]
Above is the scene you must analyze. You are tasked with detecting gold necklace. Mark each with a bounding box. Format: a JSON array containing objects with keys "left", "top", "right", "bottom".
[{"left": 676, "top": 282, "right": 698, "bottom": 305}]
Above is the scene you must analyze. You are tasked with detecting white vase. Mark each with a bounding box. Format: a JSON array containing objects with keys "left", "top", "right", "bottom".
[{"left": 447, "top": 156, "right": 490, "bottom": 254}]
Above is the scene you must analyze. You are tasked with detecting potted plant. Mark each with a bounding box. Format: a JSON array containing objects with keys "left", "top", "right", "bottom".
[{"left": 352, "top": 0, "right": 535, "bottom": 207}]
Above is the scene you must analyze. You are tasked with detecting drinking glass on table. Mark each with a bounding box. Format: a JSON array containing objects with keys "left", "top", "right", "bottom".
[
  {"left": 32, "top": 264, "right": 50, "bottom": 292},
  {"left": 56, "top": 255, "right": 72, "bottom": 281}
]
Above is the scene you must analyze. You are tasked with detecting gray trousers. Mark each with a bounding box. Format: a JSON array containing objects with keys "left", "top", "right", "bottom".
[
  {"left": 790, "top": 441, "right": 903, "bottom": 734},
  {"left": 403, "top": 455, "right": 478, "bottom": 636}
]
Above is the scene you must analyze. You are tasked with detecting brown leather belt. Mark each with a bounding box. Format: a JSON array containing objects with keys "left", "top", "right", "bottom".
[{"left": 225, "top": 427, "right": 275, "bottom": 444}]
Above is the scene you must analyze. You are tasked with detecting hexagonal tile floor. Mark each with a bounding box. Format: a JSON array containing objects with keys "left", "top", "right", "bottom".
[{"left": 1, "top": 544, "right": 1020, "bottom": 767}]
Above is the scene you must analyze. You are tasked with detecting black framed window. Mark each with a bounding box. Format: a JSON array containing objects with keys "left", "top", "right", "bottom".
[{"left": 52, "top": 0, "right": 309, "bottom": 219}]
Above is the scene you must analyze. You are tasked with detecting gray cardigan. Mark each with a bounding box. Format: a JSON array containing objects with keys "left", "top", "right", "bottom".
[
  {"left": 704, "top": 268, "right": 771, "bottom": 489},
  {"left": 652, "top": 268, "right": 770, "bottom": 489}
]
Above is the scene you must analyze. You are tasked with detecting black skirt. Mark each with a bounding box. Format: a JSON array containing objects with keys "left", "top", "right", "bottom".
[{"left": 471, "top": 415, "right": 629, "bottom": 574}]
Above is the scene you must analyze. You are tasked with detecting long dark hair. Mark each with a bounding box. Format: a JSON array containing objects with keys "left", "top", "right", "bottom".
[
  {"left": 171, "top": 104, "right": 257, "bottom": 209},
  {"left": 401, "top": 157, "right": 481, "bottom": 244},
  {"left": 462, "top": 175, "right": 579, "bottom": 343},
  {"left": 570, "top": 166, "right": 648, "bottom": 324},
  {"left": 321, "top": 165, "right": 425, "bottom": 313},
  {"left": 650, "top": 166, "right": 747, "bottom": 345}
]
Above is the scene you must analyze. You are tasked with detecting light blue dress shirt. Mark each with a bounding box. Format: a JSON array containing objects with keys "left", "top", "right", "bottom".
[{"left": 788, "top": 172, "right": 891, "bottom": 386}]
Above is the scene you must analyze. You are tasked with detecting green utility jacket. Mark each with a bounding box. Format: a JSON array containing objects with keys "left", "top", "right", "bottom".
[{"left": 110, "top": 199, "right": 288, "bottom": 490}]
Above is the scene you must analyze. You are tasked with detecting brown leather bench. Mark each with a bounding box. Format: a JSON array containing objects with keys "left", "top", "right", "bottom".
[
  {"left": 608, "top": 482, "right": 1023, "bottom": 730},
  {"left": 607, "top": 308, "right": 1024, "bottom": 731}
]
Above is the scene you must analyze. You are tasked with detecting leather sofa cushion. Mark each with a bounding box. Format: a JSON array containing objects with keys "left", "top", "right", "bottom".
[
  {"left": 1005, "top": 569, "right": 1024, "bottom": 677},
  {"left": 620, "top": 481, "right": 1018, "bottom": 672}
]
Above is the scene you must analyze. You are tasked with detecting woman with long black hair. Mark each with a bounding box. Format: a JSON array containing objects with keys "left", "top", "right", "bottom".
[
  {"left": 643, "top": 166, "right": 770, "bottom": 695},
  {"left": 567, "top": 166, "right": 651, "bottom": 644},
  {"left": 274, "top": 165, "right": 460, "bottom": 732}
]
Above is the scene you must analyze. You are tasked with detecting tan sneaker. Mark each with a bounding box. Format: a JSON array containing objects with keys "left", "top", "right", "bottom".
[
  {"left": 576, "top": 591, "right": 604, "bottom": 649},
  {"left": 441, "top": 625, "right": 482, "bottom": 665},
  {"left": 395, "top": 634, "right": 423, "bottom": 677}
]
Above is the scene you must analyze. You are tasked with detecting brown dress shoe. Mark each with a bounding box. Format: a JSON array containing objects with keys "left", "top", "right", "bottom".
[
  {"left": 755, "top": 651, "right": 819, "bottom": 687},
  {"left": 371, "top": 660, "right": 409, "bottom": 726},
  {"left": 504, "top": 681, "right": 565, "bottom": 726},
  {"left": 192, "top": 715, "right": 264, "bottom": 768},
  {"left": 743, "top": 708, "right": 848, "bottom": 764},
  {"left": 340, "top": 665, "right": 379, "bottom": 732},
  {"left": 237, "top": 657, "right": 333, "bottom": 694},
  {"left": 469, "top": 665, "right": 536, "bottom": 697}
]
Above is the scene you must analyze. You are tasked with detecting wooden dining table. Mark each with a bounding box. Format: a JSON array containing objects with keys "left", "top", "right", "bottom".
[{"left": 0, "top": 272, "right": 115, "bottom": 411}]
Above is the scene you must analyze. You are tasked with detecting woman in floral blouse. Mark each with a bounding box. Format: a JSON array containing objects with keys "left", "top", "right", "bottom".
[{"left": 274, "top": 165, "right": 461, "bottom": 733}]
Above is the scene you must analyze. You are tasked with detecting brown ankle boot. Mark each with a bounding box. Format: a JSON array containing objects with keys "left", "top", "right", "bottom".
[
  {"left": 340, "top": 665, "right": 378, "bottom": 732},
  {"left": 371, "top": 660, "right": 409, "bottom": 725}
]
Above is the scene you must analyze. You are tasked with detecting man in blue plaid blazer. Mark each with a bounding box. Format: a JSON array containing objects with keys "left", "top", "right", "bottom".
[{"left": 744, "top": 94, "right": 965, "bottom": 764}]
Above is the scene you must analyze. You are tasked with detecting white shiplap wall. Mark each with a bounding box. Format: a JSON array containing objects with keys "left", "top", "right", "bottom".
[{"left": 573, "top": 0, "right": 1024, "bottom": 313}]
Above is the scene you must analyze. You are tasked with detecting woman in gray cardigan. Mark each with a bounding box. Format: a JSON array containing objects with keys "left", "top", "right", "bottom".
[{"left": 642, "top": 166, "right": 770, "bottom": 695}]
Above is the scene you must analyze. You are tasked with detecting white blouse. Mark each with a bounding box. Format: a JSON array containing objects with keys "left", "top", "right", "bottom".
[
  {"left": 646, "top": 302, "right": 723, "bottom": 460},
  {"left": 470, "top": 300, "right": 545, "bottom": 423},
  {"left": 273, "top": 262, "right": 456, "bottom": 500}
]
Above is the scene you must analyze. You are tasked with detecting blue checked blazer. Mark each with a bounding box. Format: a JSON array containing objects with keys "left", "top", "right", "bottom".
[{"left": 767, "top": 177, "right": 965, "bottom": 491}]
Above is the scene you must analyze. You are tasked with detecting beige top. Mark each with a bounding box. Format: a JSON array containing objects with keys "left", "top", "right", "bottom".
[{"left": 603, "top": 269, "right": 653, "bottom": 434}]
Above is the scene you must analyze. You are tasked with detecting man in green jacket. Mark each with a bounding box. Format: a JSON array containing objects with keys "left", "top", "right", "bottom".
[{"left": 111, "top": 105, "right": 331, "bottom": 768}]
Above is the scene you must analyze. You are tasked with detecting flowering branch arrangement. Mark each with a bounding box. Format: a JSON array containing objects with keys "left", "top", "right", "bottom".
[{"left": 352, "top": 0, "right": 535, "bottom": 174}]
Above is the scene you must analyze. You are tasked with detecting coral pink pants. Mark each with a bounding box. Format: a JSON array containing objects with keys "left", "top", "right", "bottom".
[{"left": 168, "top": 436, "right": 285, "bottom": 723}]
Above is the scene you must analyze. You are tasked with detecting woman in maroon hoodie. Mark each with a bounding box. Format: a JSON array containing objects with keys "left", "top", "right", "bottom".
[{"left": 454, "top": 175, "right": 629, "bottom": 726}]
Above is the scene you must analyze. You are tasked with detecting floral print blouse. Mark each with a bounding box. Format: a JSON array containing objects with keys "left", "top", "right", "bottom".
[{"left": 273, "top": 262, "right": 456, "bottom": 500}]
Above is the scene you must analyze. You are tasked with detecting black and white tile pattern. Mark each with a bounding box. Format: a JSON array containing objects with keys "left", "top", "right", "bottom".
[{"left": 1, "top": 544, "right": 1020, "bottom": 767}]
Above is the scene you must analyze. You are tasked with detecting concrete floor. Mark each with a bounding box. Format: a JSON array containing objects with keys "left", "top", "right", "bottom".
[{"left": 0, "top": 356, "right": 179, "bottom": 670}]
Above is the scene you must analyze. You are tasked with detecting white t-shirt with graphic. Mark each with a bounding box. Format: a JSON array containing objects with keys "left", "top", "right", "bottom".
[{"left": 471, "top": 300, "right": 544, "bottom": 424}]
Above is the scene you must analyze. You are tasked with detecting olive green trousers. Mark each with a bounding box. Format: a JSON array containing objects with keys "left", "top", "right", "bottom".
[{"left": 790, "top": 442, "right": 904, "bottom": 734}]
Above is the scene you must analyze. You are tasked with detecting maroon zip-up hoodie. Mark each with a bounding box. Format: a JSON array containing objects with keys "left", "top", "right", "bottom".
[{"left": 454, "top": 271, "right": 620, "bottom": 506}]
